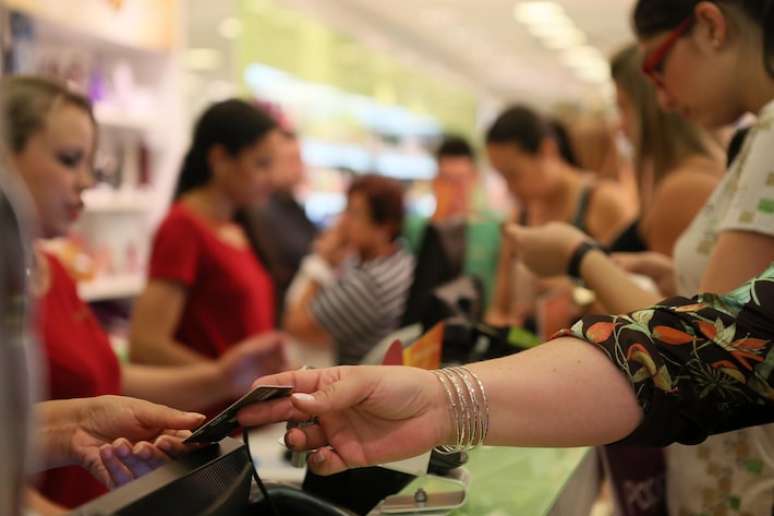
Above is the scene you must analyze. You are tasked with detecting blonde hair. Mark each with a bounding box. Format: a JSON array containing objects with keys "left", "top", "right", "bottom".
[{"left": 1, "top": 75, "right": 95, "bottom": 154}]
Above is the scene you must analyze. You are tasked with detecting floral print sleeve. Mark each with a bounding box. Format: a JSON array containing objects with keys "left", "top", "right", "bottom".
[{"left": 558, "top": 263, "right": 774, "bottom": 447}]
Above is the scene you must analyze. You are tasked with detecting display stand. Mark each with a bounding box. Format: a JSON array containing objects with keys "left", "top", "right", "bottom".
[{"left": 4, "top": 0, "right": 186, "bottom": 301}]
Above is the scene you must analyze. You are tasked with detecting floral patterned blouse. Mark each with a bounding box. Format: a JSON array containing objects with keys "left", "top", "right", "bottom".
[{"left": 562, "top": 262, "right": 774, "bottom": 447}]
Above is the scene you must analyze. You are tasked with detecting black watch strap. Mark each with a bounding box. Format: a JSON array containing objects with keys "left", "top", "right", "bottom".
[{"left": 567, "top": 241, "right": 604, "bottom": 279}]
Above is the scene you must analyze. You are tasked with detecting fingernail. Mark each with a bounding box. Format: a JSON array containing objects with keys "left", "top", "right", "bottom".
[
  {"left": 116, "top": 445, "right": 130, "bottom": 458},
  {"left": 292, "top": 393, "right": 315, "bottom": 403},
  {"left": 312, "top": 451, "right": 326, "bottom": 464},
  {"left": 101, "top": 447, "right": 113, "bottom": 459},
  {"left": 158, "top": 441, "right": 172, "bottom": 452}
]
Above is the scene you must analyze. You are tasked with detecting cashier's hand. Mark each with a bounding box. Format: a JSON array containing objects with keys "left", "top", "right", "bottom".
[
  {"left": 219, "top": 331, "right": 289, "bottom": 397},
  {"left": 237, "top": 366, "right": 450, "bottom": 476},
  {"left": 50, "top": 396, "right": 205, "bottom": 488},
  {"left": 505, "top": 223, "right": 587, "bottom": 278}
]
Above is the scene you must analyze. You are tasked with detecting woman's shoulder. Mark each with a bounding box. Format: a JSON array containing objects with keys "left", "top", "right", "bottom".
[
  {"left": 39, "top": 251, "right": 78, "bottom": 298},
  {"left": 655, "top": 160, "right": 722, "bottom": 199},
  {"left": 585, "top": 179, "right": 632, "bottom": 220},
  {"left": 156, "top": 203, "right": 202, "bottom": 235}
]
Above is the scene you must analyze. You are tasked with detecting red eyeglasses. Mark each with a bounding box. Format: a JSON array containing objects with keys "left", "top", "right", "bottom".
[{"left": 642, "top": 15, "right": 695, "bottom": 87}]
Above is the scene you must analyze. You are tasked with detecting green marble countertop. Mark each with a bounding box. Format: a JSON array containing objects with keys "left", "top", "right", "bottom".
[{"left": 395, "top": 446, "right": 590, "bottom": 515}]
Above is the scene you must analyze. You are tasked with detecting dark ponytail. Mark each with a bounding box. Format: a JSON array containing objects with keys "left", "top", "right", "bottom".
[
  {"left": 175, "top": 99, "right": 277, "bottom": 198},
  {"left": 633, "top": 0, "right": 774, "bottom": 77}
]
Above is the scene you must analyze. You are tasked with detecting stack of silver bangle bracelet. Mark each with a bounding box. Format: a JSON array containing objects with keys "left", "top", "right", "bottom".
[{"left": 432, "top": 367, "right": 490, "bottom": 454}]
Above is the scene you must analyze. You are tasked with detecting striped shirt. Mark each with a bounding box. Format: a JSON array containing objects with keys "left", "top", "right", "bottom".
[{"left": 311, "top": 245, "right": 414, "bottom": 365}]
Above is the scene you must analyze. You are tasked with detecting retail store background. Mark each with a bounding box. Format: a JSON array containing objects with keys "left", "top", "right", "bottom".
[{"left": 0, "top": 0, "right": 641, "bottom": 514}]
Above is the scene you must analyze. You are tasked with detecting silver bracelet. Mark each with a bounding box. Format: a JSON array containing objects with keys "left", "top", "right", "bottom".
[
  {"left": 449, "top": 367, "right": 479, "bottom": 445},
  {"left": 432, "top": 366, "right": 490, "bottom": 454},
  {"left": 470, "top": 367, "right": 490, "bottom": 447},
  {"left": 432, "top": 370, "right": 461, "bottom": 453},
  {"left": 445, "top": 369, "right": 470, "bottom": 449}
]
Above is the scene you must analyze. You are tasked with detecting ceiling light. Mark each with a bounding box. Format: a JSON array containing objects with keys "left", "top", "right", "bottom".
[
  {"left": 526, "top": 24, "right": 587, "bottom": 49},
  {"left": 513, "top": 1, "right": 566, "bottom": 25}
]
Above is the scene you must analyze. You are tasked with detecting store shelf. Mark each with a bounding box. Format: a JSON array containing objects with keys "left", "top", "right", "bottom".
[
  {"left": 94, "top": 104, "right": 152, "bottom": 132},
  {"left": 78, "top": 275, "right": 145, "bottom": 302},
  {"left": 82, "top": 189, "right": 151, "bottom": 213},
  {"left": 301, "top": 139, "right": 437, "bottom": 181}
]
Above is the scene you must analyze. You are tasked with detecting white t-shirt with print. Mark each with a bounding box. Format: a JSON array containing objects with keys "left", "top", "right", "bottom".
[
  {"left": 674, "top": 100, "right": 774, "bottom": 294},
  {"left": 669, "top": 99, "right": 774, "bottom": 516}
]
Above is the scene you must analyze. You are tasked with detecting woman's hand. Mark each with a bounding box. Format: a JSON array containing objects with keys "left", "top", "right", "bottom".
[
  {"left": 237, "top": 366, "right": 451, "bottom": 476},
  {"left": 40, "top": 396, "right": 205, "bottom": 489},
  {"left": 611, "top": 252, "right": 676, "bottom": 297},
  {"left": 314, "top": 219, "right": 350, "bottom": 267},
  {"left": 505, "top": 223, "right": 587, "bottom": 278},
  {"left": 218, "top": 332, "right": 289, "bottom": 397}
]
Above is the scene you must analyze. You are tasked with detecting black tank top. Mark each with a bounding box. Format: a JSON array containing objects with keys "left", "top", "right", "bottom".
[{"left": 519, "top": 183, "right": 595, "bottom": 233}]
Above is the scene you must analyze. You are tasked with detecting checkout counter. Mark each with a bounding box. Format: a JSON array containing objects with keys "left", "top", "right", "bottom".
[{"left": 71, "top": 421, "right": 596, "bottom": 516}]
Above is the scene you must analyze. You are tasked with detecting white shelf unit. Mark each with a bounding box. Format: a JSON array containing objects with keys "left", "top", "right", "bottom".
[
  {"left": 78, "top": 275, "right": 146, "bottom": 302},
  {"left": 81, "top": 188, "right": 152, "bottom": 214},
  {"left": 93, "top": 103, "right": 153, "bottom": 133},
  {"left": 6, "top": 6, "right": 187, "bottom": 301}
]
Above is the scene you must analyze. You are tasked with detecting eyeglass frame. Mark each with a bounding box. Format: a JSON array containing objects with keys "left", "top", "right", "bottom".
[{"left": 641, "top": 15, "right": 695, "bottom": 87}]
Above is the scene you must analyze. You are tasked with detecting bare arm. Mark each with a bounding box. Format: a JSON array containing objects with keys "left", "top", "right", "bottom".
[
  {"left": 123, "top": 332, "right": 287, "bottom": 411},
  {"left": 508, "top": 223, "right": 662, "bottom": 314},
  {"left": 468, "top": 338, "right": 642, "bottom": 447},
  {"left": 580, "top": 249, "right": 663, "bottom": 313},
  {"left": 238, "top": 267, "right": 774, "bottom": 475},
  {"left": 26, "top": 488, "right": 66, "bottom": 515},
  {"left": 237, "top": 337, "right": 642, "bottom": 476},
  {"left": 129, "top": 280, "right": 209, "bottom": 366},
  {"left": 485, "top": 228, "right": 518, "bottom": 325},
  {"left": 121, "top": 363, "right": 228, "bottom": 412},
  {"left": 699, "top": 230, "right": 774, "bottom": 292},
  {"left": 643, "top": 170, "right": 719, "bottom": 256}
]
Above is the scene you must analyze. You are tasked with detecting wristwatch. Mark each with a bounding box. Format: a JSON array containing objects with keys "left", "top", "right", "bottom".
[{"left": 567, "top": 240, "right": 605, "bottom": 280}]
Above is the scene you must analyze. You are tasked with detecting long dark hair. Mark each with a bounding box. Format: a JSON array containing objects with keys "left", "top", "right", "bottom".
[
  {"left": 175, "top": 99, "right": 277, "bottom": 263},
  {"left": 633, "top": 0, "right": 774, "bottom": 76},
  {"left": 175, "top": 99, "right": 277, "bottom": 198}
]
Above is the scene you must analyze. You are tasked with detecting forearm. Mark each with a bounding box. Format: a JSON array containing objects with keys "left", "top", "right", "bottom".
[
  {"left": 486, "top": 238, "right": 515, "bottom": 323},
  {"left": 35, "top": 399, "right": 87, "bottom": 470},
  {"left": 129, "top": 336, "right": 209, "bottom": 366},
  {"left": 463, "top": 338, "right": 642, "bottom": 448},
  {"left": 581, "top": 250, "right": 661, "bottom": 314},
  {"left": 121, "top": 363, "right": 230, "bottom": 412},
  {"left": 26, "top": 488, "right": 66, "bottom": 516}
]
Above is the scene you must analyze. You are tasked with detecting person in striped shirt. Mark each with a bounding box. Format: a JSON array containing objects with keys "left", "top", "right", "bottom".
[{"left": 284, "top": 175, "right": 415, "bottom": 365}]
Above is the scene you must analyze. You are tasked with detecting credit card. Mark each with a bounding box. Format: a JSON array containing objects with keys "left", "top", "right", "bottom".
[{"left": 184, "top": 384, "right": 293, "bottom": 444}]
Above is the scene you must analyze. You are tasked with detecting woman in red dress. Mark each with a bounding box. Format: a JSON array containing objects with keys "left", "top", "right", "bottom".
[
  {"left": 3, "top": 77, "right": 286, "bottom": 512},
  {"left": 129, "top": 100, "right": 284, "bottom": 393}
]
